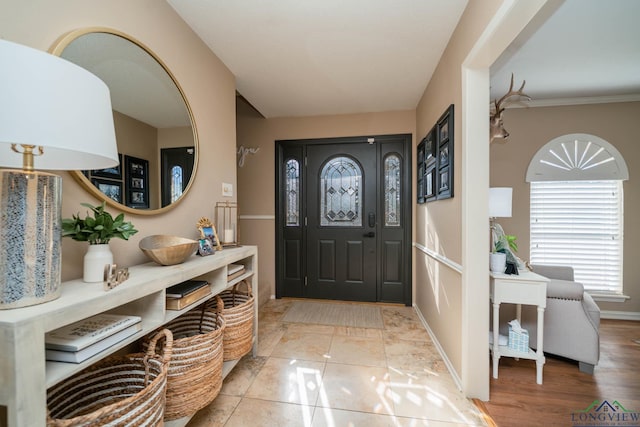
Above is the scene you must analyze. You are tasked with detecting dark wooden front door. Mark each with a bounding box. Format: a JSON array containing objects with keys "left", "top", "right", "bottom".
[
  {"left": 276, "top": 134, "right": 411, "bottom": 305},
  {"left": 306, "top": 143, "right": 377, "bottom": 301},
  {"left": 161, "top": 146, "right": 194, "bottom": 207}
]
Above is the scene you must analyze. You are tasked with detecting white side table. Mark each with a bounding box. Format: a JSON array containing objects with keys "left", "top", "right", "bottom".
[{"left": 490, "top": 269, "right": 549, "bottom": 384}]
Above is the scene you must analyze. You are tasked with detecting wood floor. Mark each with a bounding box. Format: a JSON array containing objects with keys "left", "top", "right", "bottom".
[{"left": 478, "top": 319, "right": 640, "bottom": 426}]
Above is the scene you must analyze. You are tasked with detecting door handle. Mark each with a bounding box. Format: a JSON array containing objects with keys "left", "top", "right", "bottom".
[
  {"left": 368, "top": 212, "right": 376, "bottom": 228},
  {"left": 363, "top": 232, "right": 375, "bottom": 238}
]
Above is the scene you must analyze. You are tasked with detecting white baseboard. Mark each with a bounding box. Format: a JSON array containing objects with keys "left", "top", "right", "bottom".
[
  {"left": 600, "top": 310, "right": 640, "bottom": 321},
  {"left": 413, "top": 304, "right": 463, "bottom": 392}
]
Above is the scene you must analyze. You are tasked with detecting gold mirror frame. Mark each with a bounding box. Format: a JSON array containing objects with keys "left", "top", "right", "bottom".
[{"left": 50, "top": 27, "right": 199, "bottom": 216}]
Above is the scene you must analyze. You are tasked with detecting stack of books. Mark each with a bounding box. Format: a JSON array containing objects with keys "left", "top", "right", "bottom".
[
  {"left": 165, "top": 280, "right": 211, "bottom": 310},
  {"left": 227, "top": 264, "right": 245, "bottom": 282},
  {"left": 45, "top": 313, "right": 142, "bottom": 363}
]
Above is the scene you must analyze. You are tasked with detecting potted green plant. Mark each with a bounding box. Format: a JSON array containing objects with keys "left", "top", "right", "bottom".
[
  {"left": 62, "top": 202, "right": 138, "bottom": 282},
  {"left": 494, "top": 234, "right": 518, "bottom": 254},
  {"left": 490, "top": 233, "right": 517, "bottom": 273}
]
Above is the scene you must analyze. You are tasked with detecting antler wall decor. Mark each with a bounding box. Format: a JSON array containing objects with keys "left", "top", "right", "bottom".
[{"left": 490, "top": 73, "right": 531, "bottom": 143}]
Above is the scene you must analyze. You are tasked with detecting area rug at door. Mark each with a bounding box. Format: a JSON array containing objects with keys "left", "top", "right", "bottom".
[{"left": 282, "top": 301, "right": 384, "bottom": 329}]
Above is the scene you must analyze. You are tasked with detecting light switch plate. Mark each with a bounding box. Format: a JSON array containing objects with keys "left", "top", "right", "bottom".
[{"left": 222, "top": 182, "right": 233, "bottom": 197}]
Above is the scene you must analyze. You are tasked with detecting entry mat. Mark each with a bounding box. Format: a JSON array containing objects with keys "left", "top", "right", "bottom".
[{"left": 282, "top": 301, "right": 384, "bottom": 329}]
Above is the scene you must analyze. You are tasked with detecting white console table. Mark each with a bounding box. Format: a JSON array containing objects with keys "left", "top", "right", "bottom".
[
  {"left": 490, "top": 269, "right": 548, "bottom": 384},
  {"left": 0, "top": 245, "right": 257, "bottom": 427}
]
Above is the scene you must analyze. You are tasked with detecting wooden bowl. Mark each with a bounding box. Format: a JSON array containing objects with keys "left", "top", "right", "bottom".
[{"left": 139, "top": 235, "right": 199, "bottom": 266}]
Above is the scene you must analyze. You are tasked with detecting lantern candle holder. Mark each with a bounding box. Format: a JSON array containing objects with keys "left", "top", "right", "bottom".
[{"left": 215, "top": 201, "right": 238, "bottom": 247}]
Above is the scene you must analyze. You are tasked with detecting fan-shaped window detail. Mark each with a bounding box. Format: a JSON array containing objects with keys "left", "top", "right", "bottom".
[
  {"left": 527, "top": 134, "right": 628, "bottom": 296},
  {"left": 285, "top": 159, "right": 300, "bottom": 226},
  {"left": 320, "top": 156, "right": 362, "bottom": 227},
  {"left": 526, "top": 133, "right": 628, "bottom": 182},
  {"left": 384, "top": 154, "right": 401, "bottom": 227}
]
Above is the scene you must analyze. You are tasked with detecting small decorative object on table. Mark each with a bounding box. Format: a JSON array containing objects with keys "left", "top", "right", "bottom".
[
  {"left": 215, "top": 201, "right": 238, "bottom": 247},
  {"left": 62, "top": 202, "right": 138, "bottom": 283},
  {"left": 197, "top": 217, "right": 222, "bottom": 252},
  {"left": 139, "top": 235, "right": 199, "bottom": 266},
  {"left": 508, "top": 319, "right": 529, "bottom": 353},
  {"left": 104, "top": 263, "right": 130, "bottom": 290}
]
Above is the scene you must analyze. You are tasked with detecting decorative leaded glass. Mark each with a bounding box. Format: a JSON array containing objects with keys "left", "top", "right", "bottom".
[
  {"left": 285, "top": 159, "right": 300, "bottom": 226},
  {"left": 320, "top": 156, "right": 362, "bottom": 227},
  {"left": 384, "top": 154, "right": 401, "bottom": 227},
  {"left": 170, "top": 165, "right": 183, "bottom": 203}
]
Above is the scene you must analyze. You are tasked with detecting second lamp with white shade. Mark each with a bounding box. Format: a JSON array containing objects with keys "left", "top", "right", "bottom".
[{"left": 489, "top": 187, "right": 513, "bottom": 273}]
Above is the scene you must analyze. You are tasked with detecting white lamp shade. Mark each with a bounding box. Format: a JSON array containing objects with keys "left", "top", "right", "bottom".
[
  {"left": 489, "top": 187, "right": 512, "bottom": 218},
  {"left": 0, "top": 39, "right": 118, "bottom": 170}
]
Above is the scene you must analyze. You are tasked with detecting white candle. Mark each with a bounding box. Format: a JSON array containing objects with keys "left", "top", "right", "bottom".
[{"left": 224, "top": 229, "right": 234, "bottom": 243}]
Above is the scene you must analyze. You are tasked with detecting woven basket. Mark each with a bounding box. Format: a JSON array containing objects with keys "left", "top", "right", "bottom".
[
  {"left": 47, "top": 329, "right": 173, "bottom": 427},
  {"left": 208, "top": 280, "right": 254, "bottom": 361},
  {"left": 144, "top": 300, "right": 225, "bottom": 420}
]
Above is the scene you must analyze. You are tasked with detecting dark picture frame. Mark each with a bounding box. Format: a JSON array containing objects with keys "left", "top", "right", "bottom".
[
  {"left": 436, "top": 104, "right": 454, "bottom": 200},
  {"left": 417, "top": 139, "right": 426, "bottom": 204},
  {"left": 424, "top": 127, "right": 437, "bottom": 165},
  {"left": 91, "top": 153, "right": 123, "bottom": 179},
  {"left": 416, "top": 105, "right": 454, "bottom": 203},
  {"left": 124, "top": 155, "right": 149, "bottom": 209},
  {"left": 425, "top": 165, "right": 437, "bottom": 200},
  {"left": 91, "top": 178, "right": 122, "bottom": 204}
]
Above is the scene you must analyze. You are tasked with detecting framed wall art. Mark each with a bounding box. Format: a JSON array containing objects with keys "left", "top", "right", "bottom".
[
  {"left": 424, "top": 127, "right": 437, "bottom": 202},
  {"left": 91, "top": 153, "right": 123, "bottom": 180},
  {"left": 416, "top": 105, "right": 453, "bottom": 204},
  {"left": 436, "top": 104, "right": 454, "bottom": 200},
  {"left": 417, "top": 139, "right": 425, "bottom": 204},
  {"left": 124, "top": 155, "right": 149, "bottom": 209},
  {"left": 91, "top": 178, "right": 122, "bottom": 204}
]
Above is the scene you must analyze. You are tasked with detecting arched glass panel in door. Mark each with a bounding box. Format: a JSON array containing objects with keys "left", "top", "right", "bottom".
[
  {"left": 170, "top": 165, "right": 183, "bottom": 203},
  {"left": 285, "top": 158, "right": 300, "bottom": 226},
  {"left": 384, "top": 154, "right": 401, "bottom": 227},
  {"left": 320, "top": 156, "right": 362, "bottom": 227}
]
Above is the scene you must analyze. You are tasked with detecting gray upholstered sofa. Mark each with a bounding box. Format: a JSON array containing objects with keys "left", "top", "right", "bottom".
[{"left": 521, "top": 264, "right": 601, "bottom": 374}]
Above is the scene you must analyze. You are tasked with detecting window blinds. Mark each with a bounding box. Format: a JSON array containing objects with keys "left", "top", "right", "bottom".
[{"left": 530, "top": 180, "right": 623, "bottom": 294}]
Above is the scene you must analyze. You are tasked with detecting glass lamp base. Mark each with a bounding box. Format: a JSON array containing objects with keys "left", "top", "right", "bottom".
[{"left": 0, "top": 169, "right": 62, "bottom": 309}]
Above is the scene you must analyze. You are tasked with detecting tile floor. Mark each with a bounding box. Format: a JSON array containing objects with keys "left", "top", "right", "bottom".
[{"left": 187, "top": 299, "right": 487, "bottom": 426}]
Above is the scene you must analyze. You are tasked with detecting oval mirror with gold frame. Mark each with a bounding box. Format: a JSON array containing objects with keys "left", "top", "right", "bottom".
[{"left": 51, "top": 28, "right": 198, "bottom": 215}]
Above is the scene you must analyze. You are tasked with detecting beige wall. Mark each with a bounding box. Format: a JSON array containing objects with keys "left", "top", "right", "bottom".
[
  {"left": 113, "top": 111, "right": 159, "bottom": 209},
  {"left": 2, "top": 0, "right": 237, "bottom": 281},
  {"left": 492, "top": 101, "right": 640, "bottom": 314},
  {"left": 236, "top": 100, "right": 415, "bottom": 306},
  {"left": 414, "top": 0, "right": 505, "bottom": 378}
]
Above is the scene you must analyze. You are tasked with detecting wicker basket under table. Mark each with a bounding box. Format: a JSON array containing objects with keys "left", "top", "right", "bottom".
[
  {"left": 47, "top": 329, "right": 173, "bottom": 427},
  {"left": 207, "top": 280, "right": 255, "bottom": 361},
  {"left": 144, "top": 300, "right": 226, "bottom": 421}
]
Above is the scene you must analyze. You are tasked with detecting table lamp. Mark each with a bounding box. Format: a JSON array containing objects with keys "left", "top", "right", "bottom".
[
  {"left": 489, "top": 187, "right": 512, "bottom": 220},
  {"left": 489, "top": 187, "right": 513, "bottom": 274},
  {"left": 0, "top": 39, "right": 118, "bottom": 309}
]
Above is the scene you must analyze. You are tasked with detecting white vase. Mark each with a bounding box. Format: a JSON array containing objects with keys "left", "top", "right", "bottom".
[
  {"left": 84, "top": 244, "right": 113, "bottom": 283},
  {"left": 490, "top": 252, "right": 507, "bottom": 273}
]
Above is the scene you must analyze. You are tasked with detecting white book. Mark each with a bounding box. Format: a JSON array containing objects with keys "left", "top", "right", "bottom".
[
  {"left": 45, "top": 313, "right": 142, "bottom": 351},
  {"left": 45, "top": 323, "right": 142, "bottom": 363}
]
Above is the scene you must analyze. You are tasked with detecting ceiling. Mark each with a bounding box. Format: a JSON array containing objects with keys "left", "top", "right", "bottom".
[
  {"left": 490, "top": 0, "right": 640, "bottom": 105},
  {"left": 167, "top": 0, "right": 640, "bottom": 119},
  {"left": 167, "top": 0, "right": 468, "bottom": 118}
]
